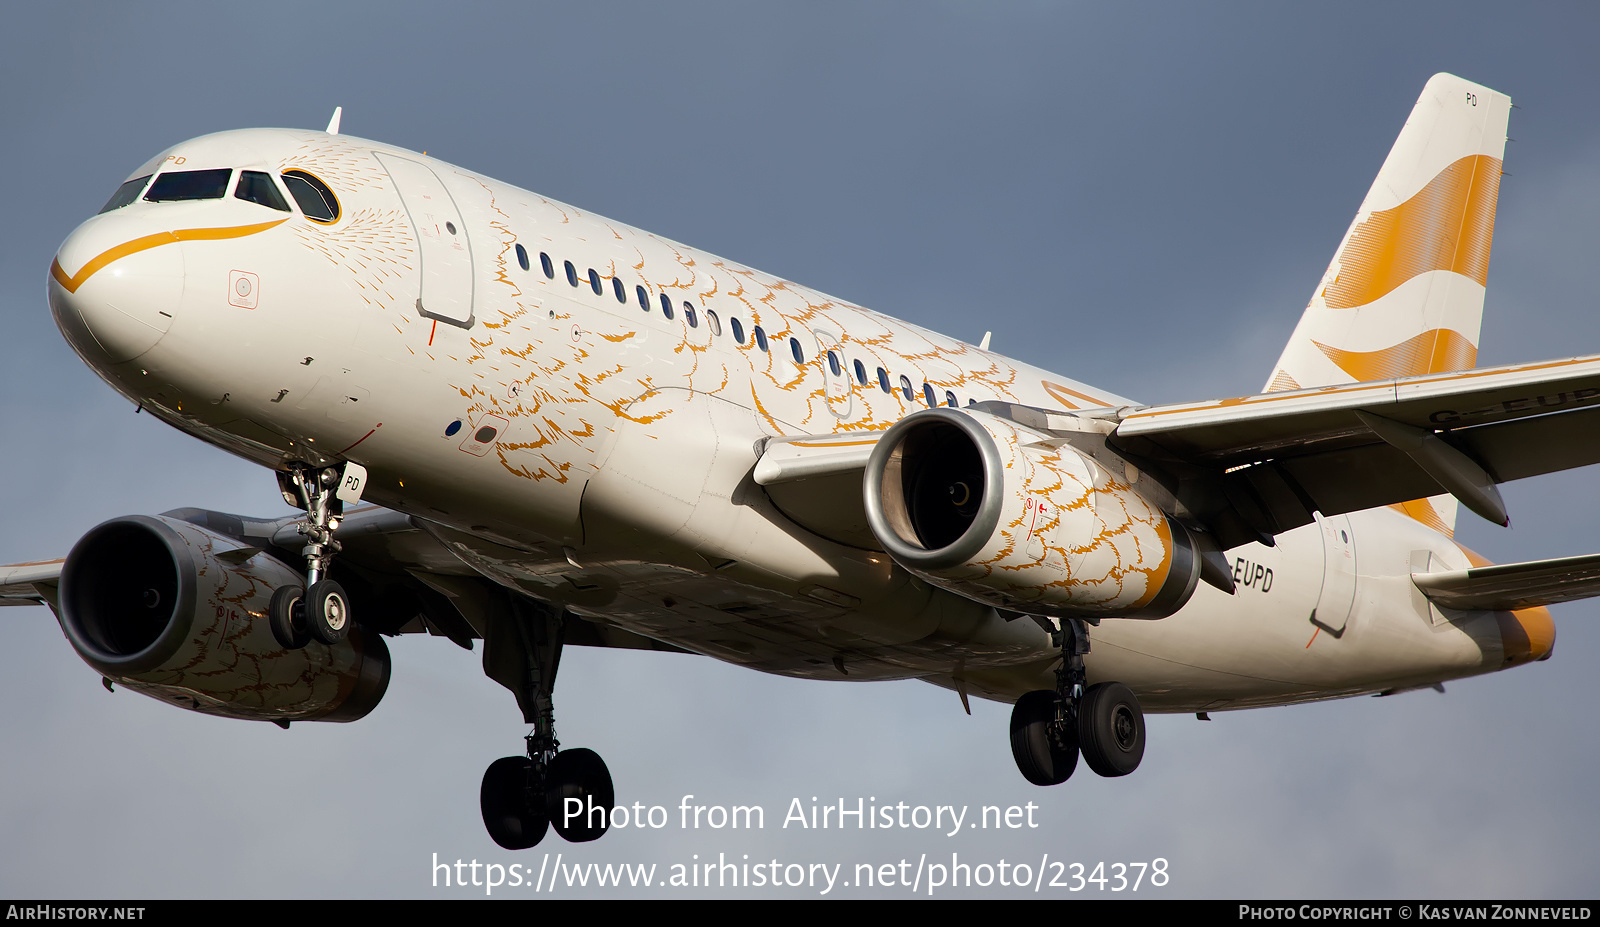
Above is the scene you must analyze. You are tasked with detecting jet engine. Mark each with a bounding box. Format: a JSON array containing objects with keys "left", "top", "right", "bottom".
[
  {"left": 57, "top": 514, "right": 389, "bottom": 722},
  {"left": 864, "top": 408, "right": 1201, "bottom": 619}
]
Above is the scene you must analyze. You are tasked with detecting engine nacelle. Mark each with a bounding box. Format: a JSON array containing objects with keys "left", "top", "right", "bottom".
[
  {"left": 864, "top": 408, "right": 1201, "bottom": 619},
  {"left": 58, "top": 515, "right": 389, "bottom": 722}
]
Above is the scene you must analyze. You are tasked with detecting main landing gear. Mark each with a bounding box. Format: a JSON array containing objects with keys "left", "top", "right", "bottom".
[
  {"left": 478, "top": 596, "right": 614, "bottom": 849},
  {"left": 1010, "top": 618, "right": 1146, "bottom": 785},
  {"left": 269, "top": 462, "right": 360, "bottom": 649}
]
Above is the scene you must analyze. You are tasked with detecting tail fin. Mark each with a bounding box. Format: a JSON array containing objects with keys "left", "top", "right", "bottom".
[{"left": 1265, "top": 73, "right": 1511, "bottom": 535}]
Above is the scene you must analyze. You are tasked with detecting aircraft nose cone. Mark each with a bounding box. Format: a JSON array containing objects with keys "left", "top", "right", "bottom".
[{"left": 49, "top": 216, "right": 182, "bottom": 366}]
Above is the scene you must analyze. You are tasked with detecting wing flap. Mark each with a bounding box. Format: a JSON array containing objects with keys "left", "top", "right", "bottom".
[
  {"left": 1414, "top": 552, "right": 1600, "bottom": 611},
  {"left": 1461, "top": 404, "right": 1600, "bottom": 482}
]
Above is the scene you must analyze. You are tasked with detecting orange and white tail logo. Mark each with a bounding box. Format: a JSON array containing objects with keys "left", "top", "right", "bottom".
[{"left": 1265, "top": 73, "right": 1511, "bottom": 536}]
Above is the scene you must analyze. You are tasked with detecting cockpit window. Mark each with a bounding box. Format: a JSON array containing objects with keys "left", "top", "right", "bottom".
[
  {"left": 98, "top": 175, "right": 152, "bottom": 214},
  {"left": 234, "top": 171, "right": 291, "bottom": 212},
  {"left": 281, "top": 169, "right": 340, "bottom": 223},
  {"left": 144, "top": 169, "right": 233, "bottom": 202}
]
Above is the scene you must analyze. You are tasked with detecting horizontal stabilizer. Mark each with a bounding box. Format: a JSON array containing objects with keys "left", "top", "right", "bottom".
[{"left": 1413, "top": 552, "right": 1600, "bottom": 611}]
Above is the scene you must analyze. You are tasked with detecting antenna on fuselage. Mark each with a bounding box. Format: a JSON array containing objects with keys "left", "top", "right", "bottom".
[
  {"left": 979, "top": 331, "right": 992, "bottom": 351},
  {"left": 325, "top": 106, "right": 343, "bottom": 135}
]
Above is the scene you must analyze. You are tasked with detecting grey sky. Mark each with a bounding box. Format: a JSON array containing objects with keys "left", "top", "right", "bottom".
[{"left": 1, "top": 2, "right": 1597, "bottom": 898}]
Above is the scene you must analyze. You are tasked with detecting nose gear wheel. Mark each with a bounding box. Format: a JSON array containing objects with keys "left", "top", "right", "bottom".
[
  {"left": 268, "top": 584, "right": 309, "bottom": 650},
  {"left": 269, "top": 463, "right": 358, "bottom": 649}
]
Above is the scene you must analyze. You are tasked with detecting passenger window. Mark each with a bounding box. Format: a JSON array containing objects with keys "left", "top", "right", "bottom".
[
  {"left": 853, "top": 359, "right": 867, "bottom": 385},
  {"left": 541, "top": 252, "right": 555, "bottom": 279},
  {"left": 280, "top": 169, "right": 339, "bottom": 222},
  {"left": 565, "top": 261, "right": 579, "bottom": 287},
  {"left": 877, "top": 367, "right": 890, "bottom": 393},
  {"left": 923, "top": 384, "right": 937, "bottom": 407},
  {"left": 945, "top": 390, "right": 958, "bottom": 408},
  {"left": 515, "top": 243, "right": 530, "bottom": 272},
  {"left": 827, "top": 351, "right": 842, "bottom": 376},
  {"left": 659, "top": 293, "right": 674, "bottom": 319},
  {"left": 636, "top": 285, "right": 650, "bottom": 311},
  {"left": 900, "top": 375, "right": 914, "bottom": 400},
  {"left": 99, "top": 175, "right": 152, "bottom": 214},
  {"left": 685, "top": 303, "right": 698, "bottom": 328},
  {"left": 613, "top": 277, "right": 626, "bottom": 303},
  {"left": 730, "top": 317, "right": 745, "bottom": 344},
  {"left": 146, "top": 168, "right": 233, "bottom": 202},
  {"left": 705, "top": 309, "right": 722, "bottom": 336},
  {"left": 588, "top": 269, "right": 603, "bottom": 296},
  {"left": 790, "top": 338, "right": 805, "bottom": 364},
  {"left": 754, "top": 326, "right": 768, "bottom": 352},
  {"left": 234, "top": 171, "right": 290, "bottom": 212}
]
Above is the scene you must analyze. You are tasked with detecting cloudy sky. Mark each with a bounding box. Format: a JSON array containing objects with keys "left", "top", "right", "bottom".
[{"left": 2, "top": 2, "right": 1598, "bottom": 899}]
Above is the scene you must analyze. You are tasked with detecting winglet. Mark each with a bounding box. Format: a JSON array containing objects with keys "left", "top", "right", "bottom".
[{"left": 325, "top": 106, "right": 343, "bottom": 135}]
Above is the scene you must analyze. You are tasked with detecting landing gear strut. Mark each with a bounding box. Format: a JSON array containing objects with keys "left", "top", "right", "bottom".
[
  {"left": 1009, "top": 617, "right": 1146, "bottom": 783},
  {"left": 479, "top": 595, "right": 614, "bottom": 849},
  {"left": 268, "top": 462, "right": 362, "bottom": 649}
]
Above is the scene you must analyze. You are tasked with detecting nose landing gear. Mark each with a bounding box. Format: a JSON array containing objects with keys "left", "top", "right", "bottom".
[
  {"left": 1009, "top": 617, "right": 1146, "bottom": 784},
  {"left": 268, "top": 462, "right": 365, "bottom": 649}
]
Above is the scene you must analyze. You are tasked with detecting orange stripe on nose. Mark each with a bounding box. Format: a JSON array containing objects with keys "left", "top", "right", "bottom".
[
  {"left": 1323, "top": 154, "right": 1501, "bottom": 310},
  {"left": 50, "top": 218, "right": 288, "bottom": 293}
]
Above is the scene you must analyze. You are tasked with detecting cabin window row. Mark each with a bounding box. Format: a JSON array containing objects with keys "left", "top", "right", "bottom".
[
  {"left": 512, "top": 243, "right": 815, "bottom": 362},
  {"left": 510, "top": 242, "right": 968, "bottom": 408},
  {"left": 835, "top": 351, "right": 964, "bottom": 408}
]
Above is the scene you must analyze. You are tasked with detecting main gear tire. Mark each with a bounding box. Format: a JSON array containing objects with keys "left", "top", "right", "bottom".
[
  {"left": 481, "top": 756, "right": 549, "bottom": 850},
  {"left": 545, "top": 748, "right": 614, "bottom": 843},
  {"left": 1076, "top": 682, "right": 1146, "bottom": 777},
  {"left": 1009, "top": 689, "right": 1078, "bottom": 785}
]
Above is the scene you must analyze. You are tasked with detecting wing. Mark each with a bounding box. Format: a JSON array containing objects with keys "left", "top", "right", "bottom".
[
  {"left": 1, "top": 506, "right": 687, "bottom": 655},
  {"left": 1113, "top": 353, "right": 1600, "bottom": 547},
  {"left": 0, "top": 560, "right": 62, "bottom": 607},
  {"left": 1413, "top": 552, "right": 1600, "bottom": 611}
]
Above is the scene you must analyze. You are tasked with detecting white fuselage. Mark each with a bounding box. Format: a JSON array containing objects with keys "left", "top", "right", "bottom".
[{"left": 48, "top": 128, "right": 1551, "bottom": 714}]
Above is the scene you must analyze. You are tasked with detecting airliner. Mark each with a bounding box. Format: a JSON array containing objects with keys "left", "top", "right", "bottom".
[{"left": 6, "top": 73, "right": 1594, "bottom": 850}]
